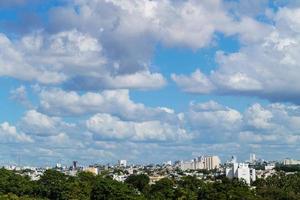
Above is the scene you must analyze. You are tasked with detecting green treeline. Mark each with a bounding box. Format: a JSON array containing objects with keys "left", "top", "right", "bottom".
[
  {"left": 275, "top": 164, "right": 300, "bottom": 172},
  {"left": 0, "top": 168, "right": 300, "bottom": 200}
]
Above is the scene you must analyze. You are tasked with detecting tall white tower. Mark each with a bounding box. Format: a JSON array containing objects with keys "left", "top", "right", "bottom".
[{"left": 250, "top": 153, "right": 256, "bottom": 163}]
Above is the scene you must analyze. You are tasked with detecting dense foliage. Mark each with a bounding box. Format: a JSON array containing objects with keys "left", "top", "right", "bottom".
[
  {"left": 275, "top": 164, "right": 300, "bottom": 172},
  {"left": 1, "top": 168, "right": 300, "bottom": 199}
]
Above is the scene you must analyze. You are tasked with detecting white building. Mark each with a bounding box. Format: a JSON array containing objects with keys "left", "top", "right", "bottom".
[
  {"left": 180, "top": 155, "right": 220, "bottom": 171},
  {"left": 118, "top": 160, "right": 127, "bottom": 167},
  {"left": 264, "top": 163, "right": 275, "bottom": 170},
  {"left": 83, "top": 167, "right": 99, "bottom": 175},
  {"left": 249, "top": 153, "right": 256, "bottom": 163},
  {"left": 283, "top": 158, "right": 300, "bottom": 165},
  {"left": 226, "top": 162, "right": 256, "bottom": 185},
  {"left": 163, "top": 161, "right": 172, "bottom": 166},
  {"left": 113, "top": 174, "right": 127, "bottom": 182}
]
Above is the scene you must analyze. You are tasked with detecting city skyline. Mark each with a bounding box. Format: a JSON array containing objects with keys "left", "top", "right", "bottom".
[{"left": 1, "top": 0, "right": 300, "bottom": 165}]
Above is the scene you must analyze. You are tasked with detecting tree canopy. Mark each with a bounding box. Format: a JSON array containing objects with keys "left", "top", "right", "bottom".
[{"left": 0, "top": 168, "right": 300, "bottom": 200}]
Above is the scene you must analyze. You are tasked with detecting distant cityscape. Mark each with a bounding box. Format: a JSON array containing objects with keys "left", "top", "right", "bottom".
[{"left": 3, "top": 153, "right": 300, "bottom": 185}]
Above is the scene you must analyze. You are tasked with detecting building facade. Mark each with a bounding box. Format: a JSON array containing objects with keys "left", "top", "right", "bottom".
[
  {"left": 226, "top": 162, "right": 256, "bottom": 185},
  {"left": 118, "top": 160, "right": 127, "bottom": 167},
  {"left": 180, "top": 155, "right": 221, "bottom": 171},
  {"left": 283, "top": 158, "right": 300, "bottom": 165}
]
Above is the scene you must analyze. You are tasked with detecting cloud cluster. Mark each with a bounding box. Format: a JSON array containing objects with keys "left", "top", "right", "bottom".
[
  {"left": 0, "top": 30, "right": 165, "bottom": 89},
  {"left": 0, "top": 0, "right": 268, "bottom": 91},
  {"left": 2, "top": 0, "right": 300, "bottom": 164},
  {"left": 173, "top": 7, "right": 300, "bottom": 104},
  {"left": 86, "top": 113, "right": 189, "bottom": 142},
  {"left": 20, "top": 110, "right": 75, "bottom": 136},
  {"left": 6, "top": 86, "right": 300, "bottom": 164},
  {"left": 38, "top": 88, "right": 177, "bottom": 122},
  {"left": 0, "top": 122, "right": 32, "bottom": 143}
]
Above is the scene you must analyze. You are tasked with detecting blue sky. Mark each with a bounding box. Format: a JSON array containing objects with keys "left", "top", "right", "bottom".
[{"left": 1, "top": 0, "right": 300, "bottom": 166}]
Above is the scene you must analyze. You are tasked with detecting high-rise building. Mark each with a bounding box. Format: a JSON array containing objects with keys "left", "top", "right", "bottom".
[
  {"left": 250, "top": 153, "right": 256, "bottom": 163},
  {"left": 230, "top": 155, "right": 237, "bottom": 163},
  {"left": 56, "top": 163, "right": 62, "bottom": 168},
  {"left": 72, "top": 161, "right": 78, "bottom": 170},
  {"left": 180, "top": 155, "right": 220, "bottom": 170},
  {"left": 118, "top": 160, "right": 127, "bottom": 167}
]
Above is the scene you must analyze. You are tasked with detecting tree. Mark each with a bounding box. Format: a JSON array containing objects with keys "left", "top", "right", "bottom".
[
  {"left": 125, "top": 174, "right": 150, "bottom": 193},
  {"left": 0, "top": 168, "right": 34, "bottom": 197},
  {"left": 148, "top": 178, "right": 175, "bottom": 200},
  {"left": 36, "top": 169, "right": 69, "bottom": 200},
  {"left": 91, "top": 177, "right": 144, "bottom": 200}
]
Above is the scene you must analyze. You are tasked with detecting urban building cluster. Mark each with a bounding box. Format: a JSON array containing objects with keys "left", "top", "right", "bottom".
[
  {"left": 179, "top": 155, "right": 221, "bottom": 171},
  {"left": 2, "top": 154, "right": 300, "bottom": 186}
]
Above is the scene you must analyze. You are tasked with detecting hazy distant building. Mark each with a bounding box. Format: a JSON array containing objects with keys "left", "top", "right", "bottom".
[
  {"left": 118, "top": 160, "right": 127, "bottom": 167},
  {"left": 264, "top": 163, "right": 275, "bottom": 170},
  {"left": 203, "top": 156, "right": 221, "bottom": 170},
  {"left": 56, "top": 163, "right": 62, "bottom": 168},
  {"left": 250, "top": 153, "right": 256, "bottom": 163},
  {"left": 84, "top": 167, "right": 99, "bottom": 175},
  {"left": 180, "top": 155, "right": 220, "bottom": 171},
  {"left": 283, "top": 158, "right": 300, "bottom": 165},
  {"left": 228, "top": 155, "right": 237, "bottom": 164},
  {"left": 163, "top": 161, "right": 172, "bottom": 166},
  {"left": 72, "top": 161, "right": 78, "bottom": 170},
  {"left": 226, "top": 162, "right": 256, "bottom": 185}
]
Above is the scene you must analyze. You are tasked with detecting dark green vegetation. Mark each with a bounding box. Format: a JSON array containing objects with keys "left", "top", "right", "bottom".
[
  {"left": 1, "top": 168, "right": 300, "bottom": 200},
  {"left": 275, "top": 164, "right": 300, "bottom": 172}
]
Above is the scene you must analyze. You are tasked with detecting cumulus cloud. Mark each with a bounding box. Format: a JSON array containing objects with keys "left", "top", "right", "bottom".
[
  {"left": 0, "top": 33, "right": 67, "bottom": 84},
  {"left": 173, "top": 7, "right": 300, "bottom": 104},
  {"left": 20, "top": 110, "right": 75, "bottom": 136},
  {"left": 65, "top": 70, "right": 166, "bottom": 90},
  {"left": 86, "top": 113, "right": 190, "bottom": 142},
  {"left": 10, "top": 85, "right": 32, "bottom": 108},
  {"left": 171, "top": 70, "right": 215, "bottom": 94},
  {"left": 3, "top": 100, "right": 300, "bottom": 164},
  {"left": 0, "top": 122, "right": 33, "bottom": 143},
  {"left": 0, "top": 30, "right": 165, "bottom": 90},
  {"left": 2, "top": 0, "right": 300, "bottom": 164},
  {"left": 38, "top": 88, "right": 177, "bottom": 122},
  {"left": 0, "top": 0, "right": 271, "bottom": 91},
  {"left": 49, "top": 0, "right": 232, "bottom": 48}
]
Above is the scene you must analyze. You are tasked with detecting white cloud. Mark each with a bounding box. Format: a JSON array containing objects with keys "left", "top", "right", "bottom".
[
  {"left": 4, "top": 100, "right": 300, "bottom": 164},
  {"left": 0, "top": 30, "right": 165, "bottom": 90},
  {"left": 171, "top": 69, "right": 215, "bottom": 94},
  {"left": 0, "top": 0, "right": 272, "bottom": 91},
  {"left": 38, "top": 88, "right": 176, "bottom": 122},
  {"left": 20, "top": 110, "right": 75, "bottom": 136},
  {"left": 187, "top": 101, "right": 242, "bottom": 137},
  {"left": 50, "top": 0, "right": 236, "bottom": 49},
  {"left": 86, "top": 113, "right": 190, "bottom": 142},
  {"left": 10, "top": 85, "right": 32, "bottom": 108},
  {"left": 0, "top": 122, "right": 33, "bottom": 143},
  {"left": 173, "top": 7, "right": 300, "bottom": 104},
  {"left": 100, "top": 71, "right": 166, "bottom": 90},
  {"left": 0, "top": 33, "right": 67, "bottom": 84},
  {"left": 244, "top": 104, "right": 273, "bottom": 130}
]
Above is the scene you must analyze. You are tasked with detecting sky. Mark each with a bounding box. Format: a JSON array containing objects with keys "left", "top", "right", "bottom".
[{"left": 1, "top": 0, "right": 300, "bottom": 166}]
